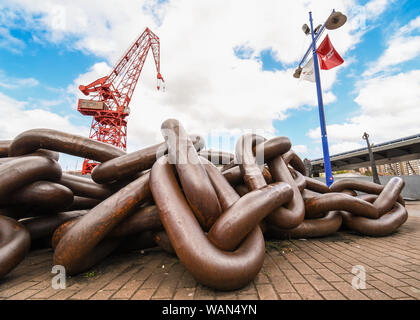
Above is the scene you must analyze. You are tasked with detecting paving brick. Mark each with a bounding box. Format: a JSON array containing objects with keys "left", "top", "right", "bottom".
[
  {"left": 370, "top": 272, "right": 407, "bottom": 287},
  {"left": 238, "top": 294, "right": 258, "bottom": 300},
  {"left": 3, "top": 215, "right": 420, "bottom": 301},
  {"left": 173, "top": 287, "right": 196, "bottom": 300},
  {"left": 261, "top": 272, "right": 277, "bottom": 283},
  {"left": 361, "top": 289, "right": 392, "bottom": 300},
  {"left": 50, "top": 289, "right": 79, "bottom": 300},
  {"left": 284, "top": 253, "right": 303, "bottom": 264},
  {"left": 131, "top": 288, "right": 156, "bottom": 300},
  {"left": 275, "top": 260, "right": 295, "bottom": 271},
  {"left": 315, "top": 268, "right": 343, "bottom": 282},
  {"left": 307, "top": 253, "right": 331, "bottom": 263},
  {"left": 272, "top": 277, "right": 296, "bottom": 294},
  {"left": 304, "top": 275, "right": 334, "bottom": 291},
  {"left": 369, "top": 280, "right": 408, "bottom": 299},
  {"left": 294, "top": 262, "right": 317, "bottom": 275},
  {"left": 112, "top": 280, "right": 144, "bottom": 299},
  {"left": 382, "top": 256, "right": 411, "bottom": 266},
  {"left": 30, "top": 280, "right": 51, "bottom": 290},
  {"left": 140, "top": 272, "right": 166, "bottom": 290},
  {"left": 403, "top": 271, "right": 420, "bottom": 281},
  {"left": 177, "top": 270, "right": 197, "bottom": 288},
  {"left": 293, "top": 283, "right": 323, "bottom": 300},
  {"left": 70, "top": 288, "right": 99, "bottom": 300},
  {"left": 100, "top": 266, "right": 140, "bottom": 291},
  {"left": 194, "top": 286, "right": 215, "bottom": 300},
  {"left": 0, "top": 281, "right": 37, "bottom": 298},
  {"left": 322, "top": 262, "right": 349, "bottom": 274},
  {"left": 152, "top": 275, "right": 180, "bottom": 300},
  {"left": 375, "top": 266, "right": 412, "bottom": 279},
  {"left": 237, "top": 283, "right": 257, "bottom": 295},
  {"left": 215, "top": 292, "right": 237, "bottom": 300},
  {"left": 319, "top": 290, "right": 346, "bottom": 300},
  {"left": 256, "top": 284, "right": 278, "bottom": 300},
  {"left": 302, "top": 258, "right": 324, "bottom": 269},
  {"left": 400, "top": 277, "right": 420, "bottom": 288},
  {"left": 254, "top": 272, "right": 270, "bottom": 284},
  {"left": 331, "top": 282, "right": 369, "bottom": 300},
  {"left": 7, "top": 289, "right": 39, "bottom": 300},
  {"left": 282, "top": 269, "right": 307, "bottom": 284},
  {"left": 31, "top": 286, "right": 61, "bottom": 299},
  {"left": 396, "top": 286, "right": 420, "bottom": 299},
  {"left": 279, "top": 293, "right": 302, "bottom": 300}
]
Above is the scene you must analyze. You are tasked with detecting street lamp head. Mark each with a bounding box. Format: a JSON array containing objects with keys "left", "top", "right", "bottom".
[
  {"left": 293, "top": 67, "right": 302, "bottom": 78},
  {"left": 325, "top": 11, "right": 347, "bottom": 30},
  {"left": 314, "top": 24, "right": 322, "bottom": 35},
  {"left": 302, "top": 24, "right": 311, "bottom": 35},
  {"left": 362, "top": 132, "right": 369, "bottom": 140}
]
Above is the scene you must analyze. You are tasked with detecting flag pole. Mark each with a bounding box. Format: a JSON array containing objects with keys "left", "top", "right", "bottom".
[{"left": 309, "top": 11, "right": 334, "bottom": 186}]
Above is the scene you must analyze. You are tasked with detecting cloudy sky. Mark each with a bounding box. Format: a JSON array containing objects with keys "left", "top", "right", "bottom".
[{"left": 0, "top": 0, "right": 419, "bottom": 170}]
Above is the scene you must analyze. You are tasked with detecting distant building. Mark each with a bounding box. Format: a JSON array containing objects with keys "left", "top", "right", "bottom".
[{"left": 359, "top": 160, "right": 420, "bottom": 176}]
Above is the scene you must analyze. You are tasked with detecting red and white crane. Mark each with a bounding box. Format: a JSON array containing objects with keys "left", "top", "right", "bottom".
[{"left": 78, "top": 27, "right": 164, "bottom": 174}]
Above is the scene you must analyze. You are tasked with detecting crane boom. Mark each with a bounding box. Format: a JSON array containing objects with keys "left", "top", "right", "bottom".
[{"left": 78, "top": 27, "right": 164, "bottom": 174}]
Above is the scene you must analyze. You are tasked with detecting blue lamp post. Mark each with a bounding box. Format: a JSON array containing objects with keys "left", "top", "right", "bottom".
[{"left": 294, "top": 9, "right": 347, "bottom": 187}]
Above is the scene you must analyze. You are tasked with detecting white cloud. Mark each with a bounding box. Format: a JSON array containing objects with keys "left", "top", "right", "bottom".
[
  {"left": 0, "top": 92, "right": 88, "bottom": 140},
  {"left": 1, "top": 0, "right": 394, "bottom": 155},
  {"left": 293, "top": 144, "right": 309, "bottom": 156},
  {"left": 67, "top": 62, "right": 113, "bottom": 104},
  {"left": 0, "top": 70, "right": 39, "bottom": 89},
  {"left": 364, "top": 14, "right": 420, "bottom": 77},
  {"left": 0, "top": 91, "right": 91, "bottom": 170},
  {"left": 364, "top": 35, "right": 420, "bottom": 77},
  {"left": 329, "top": 141, "right": 364, "bottom": 155},
  {"left": 31, "top": 98, "right": 65, "bottom": 108},
  {"left": 29, "top": 0, "right": 370, "bottom": 149},
  {"left": 0, "top": 26, "right": 25, "bottom": 53},
  {"left": 397, "top": 15, "right": 420, "bottom": 35},
  {"left": 364, "top": 0, "right": 392, "bottom": 18},
  {"left": 308, "top": 70, "right": 420, "bottom": 156}
]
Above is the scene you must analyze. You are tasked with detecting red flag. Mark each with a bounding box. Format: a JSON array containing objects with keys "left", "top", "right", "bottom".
[{"left": 316, "top": 35, "right": 344, "bottom": 70}]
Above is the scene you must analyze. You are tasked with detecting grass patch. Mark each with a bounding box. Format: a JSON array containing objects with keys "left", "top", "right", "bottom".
[
  {"left": 84, "top": 271, "right": 96, "bottom": 278},
  {"left": 265, "top": 240, "right": 294, "bottom": 254}
]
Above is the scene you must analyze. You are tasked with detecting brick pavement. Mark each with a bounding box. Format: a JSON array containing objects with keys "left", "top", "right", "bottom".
[{"left": 1, "top": 203, "right": 420, "bottom": 300}]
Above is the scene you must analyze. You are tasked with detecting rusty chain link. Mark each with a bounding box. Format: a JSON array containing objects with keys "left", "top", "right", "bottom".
[{"left": 0, "top": 121, "right": 408, "bottom": 290}]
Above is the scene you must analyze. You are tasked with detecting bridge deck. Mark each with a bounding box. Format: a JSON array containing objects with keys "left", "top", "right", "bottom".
[{"left": 311, "top": 134, "right": 420, "bottom": 173}]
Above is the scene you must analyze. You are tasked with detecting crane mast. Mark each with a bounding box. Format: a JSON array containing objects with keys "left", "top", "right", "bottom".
[{"left": 78, "top": 27, "right": 164, "bottom": 174}]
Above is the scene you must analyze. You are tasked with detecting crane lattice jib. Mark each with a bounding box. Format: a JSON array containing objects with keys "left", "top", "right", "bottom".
[
  {"left": 104, "top": 28, "right": 162, "bottom": 113},
  {"left": 77, "top": 27, "right": 164, "bottom": 175}
]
